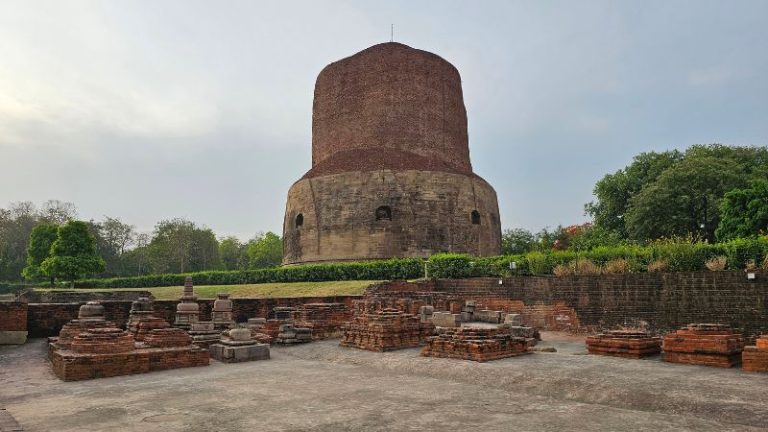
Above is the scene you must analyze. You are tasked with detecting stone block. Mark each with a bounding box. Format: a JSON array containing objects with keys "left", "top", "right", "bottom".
[{"left": 432, "top": 312, "right": 461, "bottom": 328}]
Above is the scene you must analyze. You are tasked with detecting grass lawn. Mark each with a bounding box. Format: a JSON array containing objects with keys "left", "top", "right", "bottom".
[{"left": 35, "top": 280, "right": 378, "bottom": 300}]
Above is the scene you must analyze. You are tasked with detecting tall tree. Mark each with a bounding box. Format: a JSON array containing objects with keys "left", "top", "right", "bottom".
[
  {"left": 148, "top": 219, "right": 221, "bottom": 273},
  {"left": 40, "top": 221, "right": 105, "bottom": 287},
  {"left": 501, "top": 228, "right": 536, "bottom": 255},
  {"left": 246, "top": 232, "right": 283, "bottom": 269},
  {"left": 21, "top": 223, "right": 59, "bottom": 284},
  {"left": 716, "top": 180, "right": 768, "bottom": 241},
  {"left": 219, "top": 236, "right": 247, "bottom": 270}
]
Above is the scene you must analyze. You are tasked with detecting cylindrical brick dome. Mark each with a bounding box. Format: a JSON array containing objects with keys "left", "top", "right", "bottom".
[
  {"left": 283, "top": 43, "right": 501, "bottom": 264},
  {"left": 311, "top": 42, "right": 471, "bottom": 174}
]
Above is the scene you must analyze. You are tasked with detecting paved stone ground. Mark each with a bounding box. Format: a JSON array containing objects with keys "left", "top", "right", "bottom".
[{"left": 1, "top": 332, "right": 767, "bottom": 431}]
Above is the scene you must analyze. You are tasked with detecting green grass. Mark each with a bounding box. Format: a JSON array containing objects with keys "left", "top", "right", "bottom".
[{"left": 35, "top": 280, "right": 378, "bottom": 300}]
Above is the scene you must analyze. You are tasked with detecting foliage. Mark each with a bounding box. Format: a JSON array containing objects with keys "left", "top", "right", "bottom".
[
  {"left": 425, "top": 236, "right": 768, "bottom": 278},
  {"left": 246, "top": 231, "right": 283, "bottom": 269},
  {"left": 704, "top": 256, "right": 728, "bottom": 271},
  {"left": 587, "top": 145, "right": 768, "bottom": 241},
  {"left": 70, "top": 258, "right": 423, "bottom": 289},
  {"left": 147, "top": 218, "right": 221, "bottom": 274},
  {"left": 219, "top": 236, "right": 247, "bottom": 271},
  {"left": 716, "top": 180, "right": 768, "bottom": 241},
  {"left": 501, "top": 228, "right": 537, "bottom": 254},
  {"left": 40, "top": 221, "right": 105, "bottom": 286},
  {"left": 21, "top": 223, "right": 59, "bottom": 282}
]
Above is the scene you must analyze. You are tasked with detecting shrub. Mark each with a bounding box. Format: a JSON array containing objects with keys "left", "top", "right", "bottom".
[
  {"left": 552, "top": 264, "right": 573, "bottom": 277},
  {"left": 647, "top": 259, "right": 669, "bottom": 273},
  {"left": 603, "top": 259, "right": 630, "bottom": 274},
  {"left": 724, "top": 237, "right": 768, "bottom": 270},
  {"left": 704, "top": 256, "right": 728, "bottom": 271},
  {"left": 571, "top": 258, "right": 601, "bottom": 275},
  {"left": 526, "top": 252, "right": 550, "bottom": 275},
  {"left": 72, "top": 258, "right": 423, "bottom": 289},
  {"left": 745, "top": 259, "right": 757, "bottom": 271},
  {"left": 763, "top": 254, "right": 768, "bottom": 270}
]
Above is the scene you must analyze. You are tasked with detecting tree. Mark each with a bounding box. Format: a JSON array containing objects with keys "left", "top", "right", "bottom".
[
  {"left": 501, "top": 228, "right": 536, "bottom": 255},
  {"left": 148, "top": 219, "right": 221, "bottom": 273},
  {"left": 586, "top": 150, "right": 683, "bottom": 237},
  {"left": 587, "top": 145, "right": 768, "bottom": 241},
  {"left": 625, "top": 156, "right": 746, "bottom": 241},
  {"left": 220, "top": 236, "right": 248, "bottom": 270},
  {"left": 716, "top": 180, "right": 768, "bottom": 241},
  {"left": 246, "top": 232, "right": 283, "bottom": 269},
  {"left": 21, "top": 223, "right": 59, "bottom": 284},
  {"left": 40, "top": 221, "right": 105, "bottom": 287}
]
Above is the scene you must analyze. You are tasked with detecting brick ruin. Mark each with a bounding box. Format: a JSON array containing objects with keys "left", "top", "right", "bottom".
[
  {"left": 586, "top": 330, "right": 662, "bottom": 359},
  {"left": 421, "top": 327, "right": 534, "bottom": 362},
  {"left": 340, "top": 308, "right": 435, "bottom": 352},
  {"left": 0, "top": 300, "right": 27, "bottom": 345},
  {"left": 742, "top": 335, "right": 768, "bottom": 372},
  {"left": 49, "top": 302, "right": 208, "bottom": 381},
  {"left": 663, "top": 324, "right": 745, "bottom": 368},
  {"left": 174, "top": 277, "right": 200, "bottom": 329}
]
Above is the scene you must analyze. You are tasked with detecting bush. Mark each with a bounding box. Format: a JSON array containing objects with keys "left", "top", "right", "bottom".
[
  {"left": 72, "top": 258, "right": 423, "bottom": 289},
  {"left": 603, "top": 259, "right": 630, "bottom": 274},
  {"left": 647, "top": 259, "right": 669, "bottom": 272},
  {"left": 704, "top": 256, "right": 728, "bottom": 271},
  {"left": 552, "top": 264, "right": 573, "bottom": 277},
  {"left": 572, "top": 258, "right": 601, "bottom": 275}
]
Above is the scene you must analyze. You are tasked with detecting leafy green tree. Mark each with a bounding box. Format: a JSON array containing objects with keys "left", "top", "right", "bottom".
[
  {"left": 21, "top": 223, "right": 59, "bottom": 284},
  {"left": 716, "top": 180, "right": 768, "bottom": 241},
  {"left": 501, "top": 228, "right": 536, "bottom": 254},
  {"left": 246, "top": 232, "right": 283, "bottom": 269},
  {"left": 625, "top": 156, "right": 746, "bottom": 241},
  {"left": 220, "top": 236, "right": 248, "bottom": 270},
  {"left": 40, "top": 220, "right": 105, "bottom": 287},
  {"left": 586, "top": 151, "right": 683, "bottom": 237},
  {"left": 148, "top": 219, "right": 221, "bottom": 273}
]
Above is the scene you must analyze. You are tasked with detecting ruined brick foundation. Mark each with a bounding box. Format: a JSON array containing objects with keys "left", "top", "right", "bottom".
[
  {"left": 421, "top": 327, "right": 533, "bottom": 362},
  {"left": 340, "top": 308, "right": 434, "bottom": 352},
  {"left": 663, "top": 323, "right": 744, "bottom": 368},
  {"left": 742, "top": 335, "right": 768, "bottom": 373},
  {"left": 586, "top": 330, "right": 662, "bottom": 359}
]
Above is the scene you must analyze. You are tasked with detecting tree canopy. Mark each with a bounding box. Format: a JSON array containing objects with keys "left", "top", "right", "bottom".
[
  {"left": 40, "top": 220, "right": 105, "bottom": 286},
  {"left": 716, "top": 180, "right": 768, "bottom": 241}
]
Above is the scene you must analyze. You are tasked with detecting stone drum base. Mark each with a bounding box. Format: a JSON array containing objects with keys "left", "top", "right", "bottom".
[
  {"left": 586, "top": 330, "right": 662, "bottom": 359},
  {"left": 663, "top": 323, "right": 744, "bottom": 368}
]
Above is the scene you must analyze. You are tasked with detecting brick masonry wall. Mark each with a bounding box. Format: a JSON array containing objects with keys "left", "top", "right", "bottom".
[
  {"left": 0, "top": 302, "right": 27, "bottom": 332},
  {"left": 420, "top": 271, "right": 767, "bottom": 336},
  {"left": 27, "top": 296, "right": 361, "bottom": 337}
]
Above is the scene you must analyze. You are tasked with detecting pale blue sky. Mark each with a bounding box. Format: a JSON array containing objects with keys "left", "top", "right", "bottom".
[{"left": 1, "top": 0, "right": 766, "bottom": 240}]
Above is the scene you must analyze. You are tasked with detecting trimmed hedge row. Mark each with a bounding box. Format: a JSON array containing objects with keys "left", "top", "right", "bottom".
[
  {"left": 71, "top": 258, "right": 424, "bottom": 289},
  {"left": 427, "top": 237, "right": 768, "bottom": 278}
]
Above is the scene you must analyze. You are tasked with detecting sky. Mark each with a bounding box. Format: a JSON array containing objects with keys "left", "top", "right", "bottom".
[{"left": 1, "top": 0, "right": 767, "bottom": 241}]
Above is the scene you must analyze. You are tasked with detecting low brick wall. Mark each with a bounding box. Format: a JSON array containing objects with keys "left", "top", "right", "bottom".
[
  {"left": 371, "top": 271, "right": 768, "bottom": 336},
  {"left": 27, "top": 296, "right": 361, "bottom": 337},
  {"left": 0, "top": 301, "right": 28, "bottom": 344}
]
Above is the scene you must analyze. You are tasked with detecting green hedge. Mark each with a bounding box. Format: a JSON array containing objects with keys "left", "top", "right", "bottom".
[
  {"left": 71, "top": 258, "right": 424, "bottom": 289},
  {"left": 426, "top": 238, "right": 768, "bottom": 278},
  {"left": 0, "top": 282, "right": 34, "bottom": 295}
]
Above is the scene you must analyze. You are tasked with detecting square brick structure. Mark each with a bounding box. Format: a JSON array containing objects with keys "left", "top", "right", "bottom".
[
  {"left": 340, "top": 308, "right": 435, "bottom": 352},
  {"left": 586, "top": 330, "right": 662, "bottom": 359},
  {"left": 421, "top": 327, "right": 533, "bottom": 362},
  {"left": 742, "top": 335, "right": 768, "bottom": 373},
  {"left": 50, "top": 302, "right": 209, "bottom": 381},
  {"left": 0, "top": 300, "right": 27, "bottom": 345},
  {"left": 292, "top": 303, "right": 351, "bottom": 339},
  {"left": 663, "top": 323, "right": 744, "bottom": 368}
]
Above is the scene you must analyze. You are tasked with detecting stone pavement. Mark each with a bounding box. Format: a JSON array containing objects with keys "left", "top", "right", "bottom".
[{"left": 1, "top": 332, "right": 767, "bottom": 431}]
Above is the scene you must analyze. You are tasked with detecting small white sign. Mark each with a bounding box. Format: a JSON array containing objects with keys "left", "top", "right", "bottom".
[{"left": 747, "top": 272, "right": 756, "bottom": 280}]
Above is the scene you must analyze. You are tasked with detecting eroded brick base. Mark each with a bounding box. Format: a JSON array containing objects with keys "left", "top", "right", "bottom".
[
  {"left": 340, "top": 308, "right": 434, "bottom": 352},
  {"left": 51, "top": 346, "right": 209, "bottom": 381},
  {"left": 586, "top": 330, "right": 662, "bottom": 359},
  {"left": 421, "top": 327, "right": 533, "bottom": 362},
  {"left": 742, "top": 335, "right": 768, "bottom": 372},
  {"left": 663, "top": 324, "right": 744, "bottom": 368}
]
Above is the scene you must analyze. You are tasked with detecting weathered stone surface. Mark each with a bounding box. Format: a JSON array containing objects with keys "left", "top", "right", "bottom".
[
  {"left": 586, "top": 330, "right": 662, "bottom": 359},
  {"left": 209, "top": 326, "right": 271, "bottom": 363},
  {"left": 663, "top": 323, "right": 744, "bottom": 368},
  {"left": 174, "top": 277, "right": 199, "bottom": 328},
  {"left": 431, "top": 311, "right": 461, "bottom": 328},
  {"left": 212, "top": 293, "right": 234, "bottom": 329},
  {"left": 283, "top": 43, "right": 501, "bottom": 264}
]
